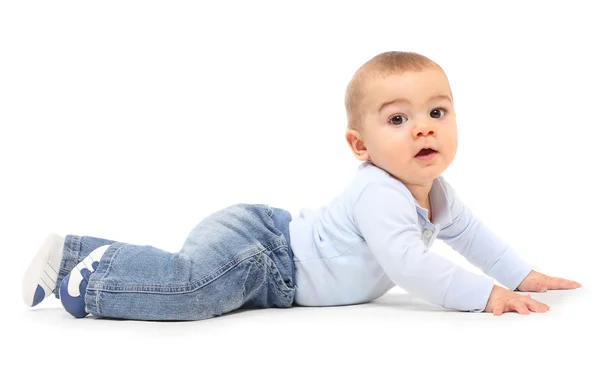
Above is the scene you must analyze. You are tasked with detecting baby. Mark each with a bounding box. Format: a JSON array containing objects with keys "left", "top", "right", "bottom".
[{"left": 22, "top": 51, "right": 581, "bottom": 320}]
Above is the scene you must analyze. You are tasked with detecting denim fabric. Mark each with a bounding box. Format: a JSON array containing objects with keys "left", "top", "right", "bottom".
[{"left": 56, "top": 203, "right": 296, "bottom": 321}]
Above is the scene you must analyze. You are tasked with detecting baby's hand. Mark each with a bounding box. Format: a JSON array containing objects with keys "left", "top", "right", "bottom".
[
  {"left": 516, "top": 270, "right": 582, "bottom": 292},
  {"left": 484, "top": 285, "right": 549, "bottom": 315}
]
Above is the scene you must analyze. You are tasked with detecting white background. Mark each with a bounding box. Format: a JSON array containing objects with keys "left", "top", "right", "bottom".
[{"left": 1, "top": 1, "right": 598, "bottom": 382}]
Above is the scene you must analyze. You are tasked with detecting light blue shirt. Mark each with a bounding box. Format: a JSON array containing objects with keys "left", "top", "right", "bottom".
[{"left": 288, "top": 161, "right": 533, "bottom": 312}]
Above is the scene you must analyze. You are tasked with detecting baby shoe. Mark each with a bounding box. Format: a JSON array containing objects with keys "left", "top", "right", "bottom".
[
  {"left": 22, "top": 233, "right": 65, "bottom": 307},
  {"left": 59, "top": 244, "right": 109, "bottom": 318}
]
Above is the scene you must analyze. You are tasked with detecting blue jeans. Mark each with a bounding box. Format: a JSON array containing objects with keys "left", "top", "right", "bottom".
[{"left": 54, "top": 203, "right": 296, "bottom": 321}]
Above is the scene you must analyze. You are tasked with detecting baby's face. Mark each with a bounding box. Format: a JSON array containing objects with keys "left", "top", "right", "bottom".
[{"left": 360, "top": 68, "right": 457, "bottom": 185}]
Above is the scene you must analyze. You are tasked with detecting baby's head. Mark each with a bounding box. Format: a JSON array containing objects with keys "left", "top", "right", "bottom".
[{"left": 345, "top": 51, "right": 457, "bottom": 187}]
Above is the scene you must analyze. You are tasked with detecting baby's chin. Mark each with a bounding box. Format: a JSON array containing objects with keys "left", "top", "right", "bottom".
[{"left": 408, "top": 164, "right": 446, "bottom": 183}]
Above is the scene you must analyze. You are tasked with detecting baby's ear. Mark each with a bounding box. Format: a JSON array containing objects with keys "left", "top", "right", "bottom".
[
  {"left": 345, "top": 129, "right": 369, "bottom": 161},
  {"left": 354, "top": 151, "right": 370, "bottom": 161},
  {"left": 345, "top": 128, "right": 364, "bottom": 147}
]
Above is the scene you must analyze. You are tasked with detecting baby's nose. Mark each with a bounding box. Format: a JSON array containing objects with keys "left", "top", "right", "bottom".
[{"left": 413, "top": 123, "right": 436, "bottom": 137}]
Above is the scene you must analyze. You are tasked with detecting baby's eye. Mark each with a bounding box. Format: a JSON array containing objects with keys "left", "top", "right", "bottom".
[
  {"left": 430, "top": 108, "right": 447, "bottom": 119},
  {"left": 389, "top": 114, "right": 407, "bottom": 126}
]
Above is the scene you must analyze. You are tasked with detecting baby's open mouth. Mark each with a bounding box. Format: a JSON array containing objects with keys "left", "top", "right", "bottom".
[{"left": 415, "top": 148, "right": 437, "bottom": 157}]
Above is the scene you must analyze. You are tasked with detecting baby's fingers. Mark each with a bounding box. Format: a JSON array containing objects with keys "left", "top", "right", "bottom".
[
  {"left": 493, "top": 306, "right": 504, "bottom": 316},
  {"left": 523, "top": 295, "right": 550, "bottom": 313},
  {"left": 510, "top": 299, "right": 531, "bottom": 315},
  {"left": 547, "top": 277, "right": 582, "bottom": 290}
]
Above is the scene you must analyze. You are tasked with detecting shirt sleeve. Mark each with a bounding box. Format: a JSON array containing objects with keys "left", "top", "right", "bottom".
[
  {"left": 437, "top": 177, "right": 533, "bottom": 291},
  {"left": 353, "top": 181, "right": 495, "bottom": 312}
]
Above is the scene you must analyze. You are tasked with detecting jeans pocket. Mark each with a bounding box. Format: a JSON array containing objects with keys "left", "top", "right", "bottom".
[{"left": 261, "top": 247, "right": 295, "bottom": 298}]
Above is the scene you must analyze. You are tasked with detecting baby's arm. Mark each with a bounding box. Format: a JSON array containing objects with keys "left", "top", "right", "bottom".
[
  {"left": 436, "top": 177, "right": 533, "bottom": 290},
  {"left": 354, "top": 181, "right": 495, "bottom": 312}
]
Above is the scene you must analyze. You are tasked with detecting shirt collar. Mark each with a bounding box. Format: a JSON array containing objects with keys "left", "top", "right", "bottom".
[{"left": 414, "top": 177, "right": 452, "bottom": 227}]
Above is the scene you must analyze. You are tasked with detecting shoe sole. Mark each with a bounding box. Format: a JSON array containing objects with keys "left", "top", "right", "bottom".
[{"left": 22, "top": 233, "right": 64, "bottom": 307}]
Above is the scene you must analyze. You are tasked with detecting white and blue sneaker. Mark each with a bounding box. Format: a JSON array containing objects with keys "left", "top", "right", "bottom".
[
  {"left": 22, "top": 233, "right": 65, "bottom": 307},
  {"left": 59, "top": 245, "right": 109, "bottom": 318}
]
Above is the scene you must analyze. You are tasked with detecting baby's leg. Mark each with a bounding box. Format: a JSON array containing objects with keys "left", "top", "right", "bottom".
[
  {"left": 57, "top": 204, "right": 296, "bottom": 321},
  {"left": 22, "top": 233, "right": 116, "bottom": 307}
]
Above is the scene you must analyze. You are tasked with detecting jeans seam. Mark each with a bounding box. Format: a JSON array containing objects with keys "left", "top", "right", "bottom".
[
  {"left": 263, "top": 246, "right": 295, "bottom": 298},
  {"left": 97, "top": 242, "right": 126, "bottom": 285},
  {"left": 91, "top": 242, "right": 126, "bottom": 315},
  {"left": 88, "top": 249, "right": 260, "bottom": 295},
  {"left": 88, "top": 244, "right": 294, "bottom": 300}
]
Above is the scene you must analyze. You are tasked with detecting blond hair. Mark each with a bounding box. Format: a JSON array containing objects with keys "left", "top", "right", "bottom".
[{"left": 344, "top": 51, "right": 441, "bottom": 133}]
